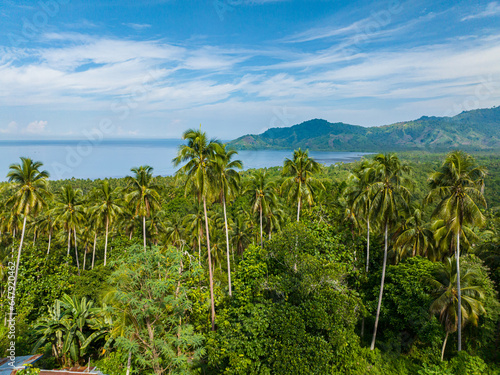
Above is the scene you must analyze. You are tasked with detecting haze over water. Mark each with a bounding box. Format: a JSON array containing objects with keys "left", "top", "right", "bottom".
[{"left": 0, "top": 139, "right": 370, "bottom": 181}]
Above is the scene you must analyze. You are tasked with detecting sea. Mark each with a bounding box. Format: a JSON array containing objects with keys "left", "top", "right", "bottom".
[{"left": 0, "top": 139, "right": 371, "bottom": 181}]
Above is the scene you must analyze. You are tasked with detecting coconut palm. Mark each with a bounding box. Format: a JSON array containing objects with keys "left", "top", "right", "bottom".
[
  {"left": 165, "top": 213, "right": 186, "bottom": 248},
  {"left": 213, "top": 144, "right": 242, "bottom": 296},
  {"left": 429, "top": 257, "right": 486, "bottom": 360},
  {"left": 183, "top": 202, "right": 205, "bottom": 258},
  {"left": 369, "top": 153, "right": 412, "bottom": 350},
  {"left": 173, "top": 128, "right": 220, "bottom": 331},
  {"left": 281, "top": 148, "right": 324, "bottom": 222},
  {"left": 125, "top": 166, "right": 162, "bottom": 252},
  {"left": 345, "top": 160, "right": 376, "bottom": 272},
  {"left": 34, "top": 211, "right": 57, "bottom": 255},
  {"left": 264, "top": 201, "right": 285, "bottom": 240},
  {"left": 393, "top": 205, "right": 434, "bottom": 261},
  {"left": 425, "top": 150, "right": 487, "bottom": 351},
  {"left": 91, "top": 181, "right": 124, "bottom": 266},
  {"left": 52, "top": 185, "right": 85, "bottom": 273},
  {"left": 245, "top": 169, "right": 278, "bottom": 248},
  {"left": 5, "top": 157, "right": 50, "bottom": 321},
  {"left": 231, "top": 210, "right": 251, "bottom": 255}
]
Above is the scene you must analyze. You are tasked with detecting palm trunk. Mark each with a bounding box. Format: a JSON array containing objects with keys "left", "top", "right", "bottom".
[
  {"left": 222, "top": 194, "right": 232, "bottom": 297},
  {"left": 67, "top": 229, "right": 71, "bottom": 257},
  {"left": 456, "top": 231, "right": 462, "bottom": 352},
  {"left": 198, "top": 230, "right": 202, "bottom": 262},
  {"left": 92, "top": 233, "right": 97, "bottom": 270},
  {"left": 143, "top": 216, "right": 146, "bottom": 252},
  {"left": 47, "top": 226, "right": 52, "bottom": 255},
  {"left": 104, "top": 216, "right": 109, "bottom": 266},
  {"left": 9, "top": 216, "right": 27, "bottom": 322},
  {"left": 260, "top": 205, "right": 263, "bottom": 248},
  {"left": 203, "top": 197, "right": 216, "bottom": 331},
  {"left": 74, "top": 229, "right": 80, "bottom": 276},
  {"left": 441, "top": 331, "right": 449, "bottom": 361},
  {"left": 126, "top": 351, "right": 132, "bottom": 375},
  {"left": 366, "top": 219, "right": 370, "bottom": 273},
  {"left": 82, "top": 244, "right": 87, "bottom": 271},
  {"left": 297, "top": 196, "right": 301, "bottom": 222},
  {"left": 370, "top": 221, "right": 388, "bottom": 350}
]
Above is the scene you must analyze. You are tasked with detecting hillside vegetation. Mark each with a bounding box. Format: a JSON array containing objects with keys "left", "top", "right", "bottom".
[{"left": 229, "top": 106, "right": 500, "bottom": 151}]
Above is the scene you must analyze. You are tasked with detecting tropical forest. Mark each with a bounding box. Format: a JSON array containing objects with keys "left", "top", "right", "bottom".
[{"left": 1, "top": 129, "right": 500, "bottom": 375}]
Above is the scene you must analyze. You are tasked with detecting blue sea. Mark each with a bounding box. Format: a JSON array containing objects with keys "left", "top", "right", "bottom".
[{"left": 0, "top": 139, "right": 371, "bottom": 181}]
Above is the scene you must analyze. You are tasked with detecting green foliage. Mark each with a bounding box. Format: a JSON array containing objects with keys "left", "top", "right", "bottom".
[
  {"left": 364, "top": 257, "right": 442, "bottom": 354},
  {"left": 108, "top": 245, "right": 205, "bottom": 375},
  {"left": 17, "top": 364, "right": 41, "bottom": 374},
  {"left": 93, "top": 350, "right": 128, "bottom": 375}
]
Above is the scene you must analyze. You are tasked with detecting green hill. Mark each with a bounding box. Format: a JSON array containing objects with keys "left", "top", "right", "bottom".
[{"left": 229, "top": 106, "right": 500, "bottom": 151}]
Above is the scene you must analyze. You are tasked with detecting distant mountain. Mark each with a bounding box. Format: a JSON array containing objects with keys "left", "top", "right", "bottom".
[{"left": 228, "top": 106, "right": 500, "bottom": 151}]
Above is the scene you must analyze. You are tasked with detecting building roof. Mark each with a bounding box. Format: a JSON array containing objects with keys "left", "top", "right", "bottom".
[
  {"left": 0, "top": 355, "right": 43, "bottom": 374},
  {"left": 0, "top": 356, "right": 106, "bottom": 375}
]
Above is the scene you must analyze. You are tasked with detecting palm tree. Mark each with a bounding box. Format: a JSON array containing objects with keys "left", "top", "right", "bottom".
[
  {"left": 183, "top": 202, "right": 205, "bottom": 258},
  {"left": 91, "top": 181, "right": 124, "bottom": 266},
  {"left": 345, "top": 160, "right": 376, "bottom": 272},
  {"left": 6, "top": 157, "right": 50, "bottom": 321},
  {"left": 173, "top": 128, "right": 220, "bottom": 331},
  {"left": 231, "top": 211, "right": 251, "bottom": 255},
  {"left": 52, "top": 185, "right": 85, "bottom": 273},
  {"left": 281, "top": 148, "right": 324, "bottom": 222},
  {"left": 31, "top": 210, "right": 57, "bottom": 255},
  {"left": 369, "top": 153, "right": 412, "bottom": 350},
  {"left": 425, "top": 150, "right": 487, "bottom": 351},
  {"left": 165, "top": 214, "right": 186, "bottom": 248},
  {"left": 245, "top": 169, "right": 278, "bottom": 248},
  {"left": 125, "top": 166, "right": 161, "bottom": 252},
  {"left": 393, "top": 205, "right": 434, "bottom": 261},
  {"left": 213, "top": 144, "right": 242, "bottom": 296},
  {"left": 429, "top": 257, "right": 486, "bottom": 360}
]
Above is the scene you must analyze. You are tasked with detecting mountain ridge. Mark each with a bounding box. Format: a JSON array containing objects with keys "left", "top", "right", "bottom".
[{"left": 228, "top": 106, "right": 500, "bottom": 151}]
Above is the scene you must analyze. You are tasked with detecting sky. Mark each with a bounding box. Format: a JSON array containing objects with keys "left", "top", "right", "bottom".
[{"left": 0, "top": 0, "right": 499, "bottom": 140}]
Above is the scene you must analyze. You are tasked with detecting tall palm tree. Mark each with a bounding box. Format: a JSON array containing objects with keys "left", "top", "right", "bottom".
[
  {"left": 213, "top": 144, "right": 242, "bottom": 296},
  {"left": 125, "top": 166, "right": 161, "bottom": 252},
  {"left": 173, "top": 128, "right": 220, "bottom": 331},
  {"left": 91, "top": 181, "right": 124, "bottom": 266},
  {"left": 52, "top": 185, "right": 85, "bottom": 273},
  {"left": 281, "top": 148, "right": 324, "bottom": 222},
  {"left": 425, "top": 150, "right": 487, "bottom": 351},
  {"left": 345, "top": 160, "right": 376, "bottom": 272},
  {"left": 429, "top": 257, "right": 486, "bottom": 360},
  {"left": 245, "top": 169, "right": 278, "bottom": 248},
  {"left": 6, "top": 157, "right": 50, "bottom": 321},
  {"left": 369, "top": 153, "right": 411, "bottom": 350}
]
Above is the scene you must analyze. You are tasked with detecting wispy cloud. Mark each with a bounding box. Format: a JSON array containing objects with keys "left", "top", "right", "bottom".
[
  {"left": 462, "top": 1, "right": 500, "bottom": 21},
  {"left": 123, "top": 23, "right": 152, "bottom": 30}
]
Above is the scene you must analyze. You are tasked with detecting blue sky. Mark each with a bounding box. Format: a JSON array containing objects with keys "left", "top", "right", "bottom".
[{"left": 0, "top": 0, "right": 499, "bottom": 139}]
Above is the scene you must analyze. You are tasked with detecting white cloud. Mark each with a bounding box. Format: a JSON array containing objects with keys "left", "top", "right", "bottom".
[
  {"left": 24, "top": 120, "right": 47, "bottom": 134},
  {"left": 0, "top": 121, "right": 18, "bottom": 133},
  {"left": 462, "top": 2, "right": 500, "bottom": 21},
  {"left": 123, "top": 23, "right": 152, "bottom": 30}
]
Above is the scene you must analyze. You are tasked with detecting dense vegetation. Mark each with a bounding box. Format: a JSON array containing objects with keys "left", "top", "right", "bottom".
[
  {"left": 229, "top": 106, "right": 500, "bottom": 152},
  {"left": 1, "top": 130, "right": 499, "bottom": 374}
]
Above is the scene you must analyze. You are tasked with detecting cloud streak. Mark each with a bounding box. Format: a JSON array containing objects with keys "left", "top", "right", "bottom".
[{"left": 462, "top": 1, "right": 500, "bottom": 21}]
